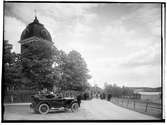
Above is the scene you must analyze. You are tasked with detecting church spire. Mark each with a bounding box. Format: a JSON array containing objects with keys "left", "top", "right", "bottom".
[{"left": 33, "top": 9, "right": 39, "bottom": 23}]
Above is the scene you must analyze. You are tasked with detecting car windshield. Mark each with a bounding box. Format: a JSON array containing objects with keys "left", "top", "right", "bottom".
[
  {"left": 45, "top": 93, "right": 63, "bottom": 99},
  {"left": 45, "top": 94, "right": 55, "bottom": 98}
]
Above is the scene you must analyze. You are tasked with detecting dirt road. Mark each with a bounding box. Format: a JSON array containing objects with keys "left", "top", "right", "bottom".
[{"left": 3, "top": 99, "right": 158, "bottom": 120}]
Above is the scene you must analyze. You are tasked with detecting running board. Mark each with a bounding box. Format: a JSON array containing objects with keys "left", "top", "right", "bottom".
[{"left": 50, "top": 107, "right": 65, "bottom": 110}]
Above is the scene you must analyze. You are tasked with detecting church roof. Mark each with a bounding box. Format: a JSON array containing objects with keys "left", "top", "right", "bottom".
[{"left": 20, "top": 16, "right": 52, "bottom": 42}]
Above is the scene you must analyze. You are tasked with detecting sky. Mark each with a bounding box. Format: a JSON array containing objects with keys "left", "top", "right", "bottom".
[{"left": 4, "top": 2, "right": 161, "bottom": 88}]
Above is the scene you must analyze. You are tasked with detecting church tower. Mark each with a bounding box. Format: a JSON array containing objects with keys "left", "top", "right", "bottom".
[
  {"left": 18, "top": 16, "right": 55, "bottom": 89},
  {"left": 19, "top": 16, "right": 53, "bottom": 54}
]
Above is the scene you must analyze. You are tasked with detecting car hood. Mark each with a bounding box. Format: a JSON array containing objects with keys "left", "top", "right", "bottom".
[{"left": 63, "top": 97, "right": 75, "bottom": 100}]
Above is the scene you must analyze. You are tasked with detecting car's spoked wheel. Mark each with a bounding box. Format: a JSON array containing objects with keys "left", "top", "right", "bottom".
[
  {"left": 71, "top": 103, "right": 79, "bottom": 112},
  {"left": 38, "top": 103, "right": 49, "bottom": 114}
]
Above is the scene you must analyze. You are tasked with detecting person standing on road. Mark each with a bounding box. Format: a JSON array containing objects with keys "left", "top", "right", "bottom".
[{"left": 77, "top": 94, "right": 82, "bottom": 107}]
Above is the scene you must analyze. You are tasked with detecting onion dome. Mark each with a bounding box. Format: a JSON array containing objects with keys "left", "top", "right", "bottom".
[{"left": 20, "top": 16, "right": 52, "bottom": 42}]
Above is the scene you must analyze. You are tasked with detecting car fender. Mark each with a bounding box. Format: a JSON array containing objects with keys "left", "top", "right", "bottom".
[
  {"left": 70, "top": 100, "right": 78, "bottom": 107},
  {"left": 36, "top": 101, "right": 51, "bottom": 109}
]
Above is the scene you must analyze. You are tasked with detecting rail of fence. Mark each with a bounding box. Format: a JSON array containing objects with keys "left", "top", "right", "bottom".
[{"left": 110, "top": 97, "right": 162, "bottom": 118}]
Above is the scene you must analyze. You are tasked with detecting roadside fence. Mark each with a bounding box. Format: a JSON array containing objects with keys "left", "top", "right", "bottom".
[{"left": 110, "top": 97, "right": 162, "bottom": 118}]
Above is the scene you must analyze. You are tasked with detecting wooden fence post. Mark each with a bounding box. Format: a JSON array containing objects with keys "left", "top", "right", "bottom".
[
  {"left": 127, "top": 99, "right": 129, "bottom": 106},
  {"left": 134, "top": 101, "right": 135, "bottom": 109},
  {"left": 145, "top": 103, "right": 149, "bottom": 112}
]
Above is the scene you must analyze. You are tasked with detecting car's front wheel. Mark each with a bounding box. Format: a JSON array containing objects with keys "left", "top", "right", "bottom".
[
  {"left": 71, "top": 103, "right": 79, "bottom": 112},
  {"left": 38, "top": 103, "right": 49, "bottom": 114}
]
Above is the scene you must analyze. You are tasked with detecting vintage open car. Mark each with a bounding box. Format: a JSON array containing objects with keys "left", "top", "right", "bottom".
[{"left": 30, "top": 93, "right": 80, "bottom": 114}]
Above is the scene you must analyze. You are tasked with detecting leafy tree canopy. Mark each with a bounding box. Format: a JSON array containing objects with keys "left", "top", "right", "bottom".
[
  {"left": 4, "top": 40, "right": 91, "bottom": 92},
  {"left": 4, "top": 40, "right": 22, "bottom": 90}
]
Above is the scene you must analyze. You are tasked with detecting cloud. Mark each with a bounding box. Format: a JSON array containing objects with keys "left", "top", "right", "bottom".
[
  {"left": 120, "top": 44, "right": 161, "bottom": 67},
  {"left": 4, "top": 3, "right": 161, "bottom": 88},
  {"left": 5, "top": 3, "right": 98, "bottom": 24},
  {"left": 85, "top": 9, "right": 161, "bottom": 88},
  {"left": 4, "top": 3, "right": 98, "bottom": 50},
  {"left": 4, "top": 16, "right": 26, "bottom": 53},
  {"left": 122, "top": 4, "right": 161, "bottom": 37}
]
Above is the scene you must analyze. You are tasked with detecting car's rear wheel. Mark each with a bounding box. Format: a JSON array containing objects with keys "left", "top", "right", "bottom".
[
  {"left": 71, "top": 103, "right": 79, "bottom": 112},
  {"left": 38, "top": 103, "right": 49, "bottom": 114}
]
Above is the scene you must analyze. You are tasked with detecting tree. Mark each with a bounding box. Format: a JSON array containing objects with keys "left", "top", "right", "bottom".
[
  {"left": 21, "top": 41, "right": 61, "bottom": 90},
  {"left": 104, "top": 83, "right": 134, "bottom": 97},
  {"left": 20, "top": 39, "right": 91, "bottom": 91},
  {"left": 104, "top": 83, "right": 113, "bottom": 95},
  {"left": 59, "top": 50, "right": 91, "bottom": 91},
  {"left": 121, "top": 86, "right": 134, "bottom": 96},
  {"left": 4, "top": 40, "right": 22, "bottom": 91}
]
